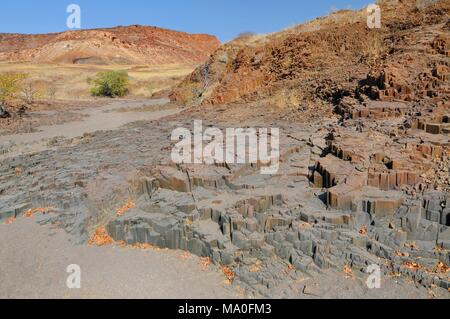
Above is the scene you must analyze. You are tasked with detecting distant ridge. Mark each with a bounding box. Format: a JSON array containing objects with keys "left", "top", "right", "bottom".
[{"left": 0, "top": 25, "right": 221, "bottom": 65}]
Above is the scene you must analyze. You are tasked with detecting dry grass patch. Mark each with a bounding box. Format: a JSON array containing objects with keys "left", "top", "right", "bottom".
[{"left": 0, "top": 62, "right": 196, "bottom": 100}]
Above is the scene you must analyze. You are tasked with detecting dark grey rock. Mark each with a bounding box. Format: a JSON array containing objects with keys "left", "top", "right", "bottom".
[
  {"left": 188, "top": 238, "right": 208, "bottom": 256},
  {"left": 426, "top": 209, "right": 441, "bottom": 223},
  {"left": 0, "top": 106, "right": 10, "bottom": 118},
  {"left": 298, "top": 240, "right": 314, "bottom": 256},
  {"left": 232, "top": 231, "right": 250, "bottom": 249}
]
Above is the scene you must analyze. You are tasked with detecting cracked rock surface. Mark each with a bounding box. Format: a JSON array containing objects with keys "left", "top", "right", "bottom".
[{"left": 1, "top": 105, "right": 448, "bottom": 298}]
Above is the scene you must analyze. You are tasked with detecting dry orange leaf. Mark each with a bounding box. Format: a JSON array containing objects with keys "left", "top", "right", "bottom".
[
  {"left": 405, "top": 242, "right": 418, "bottom": 250},
  {"left": 389, "top": 272, "right": 401, "bottom": 278},
  {"left": 344, "top": 265, "right": 354, "bottom": 277},
  {"left": 116, "top": 199, "right": 135, "bottom": 217},
  {"left": 249, "top": 260, "right": 262, "bottom": 273},
  {"left": 359, "top": 226, "right": 368, "bottom": 236},
  {"left": 25, "top": 207, "right": 55, "bottom": 218},
  {"left": 434, "top": 245, "right": 444, "bottom": 252},
  {"left": 180, "top": 251, "right": 190, "bottom": 261},
  {"left": 222, "top": 266, "right": 235, "bottom": 283},
  {"left": 130, "top": 242, "right": 153, "bottom": 250},
  {"left": 395, "top": 250, "right": 409, "bottom": 257},
  {"left": 200, "top": 257, "right": 211, "bottom": 271},
  {"left": 116, "top": 240, "right": 127, "bottom": 248},
  {"left": 403, "top": 261, "right": 421, "bottom": 271},
  {"left": 435, "top": 262, "right": 449, "bottom": 274},
  {"left": 15, "top": 167, "right": 23, "bottom": 175},
  {"left": 3, "top": 217, "right": 16, "bottom": 225},
  {"left": 88, "top": 226, "right": 114, "bottom": 246}
]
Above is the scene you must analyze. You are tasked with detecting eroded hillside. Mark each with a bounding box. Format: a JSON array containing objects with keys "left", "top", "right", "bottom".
[
  {"left": 0, "top": 25, "right": 220, "bottom": 65},
  {"left": 171, "top": 0, "right": 449, "bottom": 119}
]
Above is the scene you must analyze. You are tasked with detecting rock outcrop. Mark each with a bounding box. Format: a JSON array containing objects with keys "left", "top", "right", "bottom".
[{"left": 170, "top": 0, "right": 449, "bottom": 114}]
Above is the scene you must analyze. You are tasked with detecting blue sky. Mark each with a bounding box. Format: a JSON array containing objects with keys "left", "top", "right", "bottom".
[{"left": 0, "top": 0, "right": 374, "bottom": 42}]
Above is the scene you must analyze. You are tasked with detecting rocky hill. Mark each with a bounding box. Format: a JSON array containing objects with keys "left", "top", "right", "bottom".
[
  {"left": 170, "top": 0, "right": 449, "bottom": 119},
  {"left": 0, "top": 25, "right": 220, "bottom": 65}
]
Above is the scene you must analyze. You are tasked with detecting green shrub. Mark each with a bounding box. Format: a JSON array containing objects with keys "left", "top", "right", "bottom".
[{"left": 90, "top": 71, "right": 129, "bottom": 97}]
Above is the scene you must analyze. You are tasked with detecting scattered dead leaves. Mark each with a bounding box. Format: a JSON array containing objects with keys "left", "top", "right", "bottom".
[
  {"left": 129, "top": 243, "right": 153, "bottom": 250},
  {"left": 282, "top": 263, "right": 296, "bottom": 275},
  {"left": 404, "top": 242, "right": 418, "bottom": 250},
  {"left": 116, "top": 240, "right": 127, "bottom": 248},
  {"left": 435, "top": 262, "right": 449, "bottom": 274},
  {"left": 249, "top": 260, "right": 262, "bottom": 273},
  {"left": 222, "top": 266, "right": 235, "bottom": 283},
  {"left": 116, "top": 240, "right": 157, "bottom": 250},
  {"left": 200, "top": 257, "right": 211, "bottom": 271},
  {"left": 343, "top": 265, "right": 354, "bottom": 278},
  {"left": 88, "top": 226, "right": 114, "bottom": 246},
  {"left": 24, "top": 207, "right": 55, "bottom": 218},
  {"left": 434, "top": 245, "right": 444, "bottom": 252},
  {"left": 403, "top": 261, "right": 422, "bottom": 271},
  {"left": 389, "top": 272, "right": 402, "bottom": 278},
  {"left": 395, "top": 250, "right": 410, "bottom": 257},
  {"left": 3, "top": 217, "right": 16, "bottom": 225},
  {"left": 180, "top": 251, "right": 191, "bottom": 261},
  {"left": 116, "top": 199, "right": 135, "bottom": 217},
  {"left": 3, "top": 207, "right": 55, "bottom": 224}
]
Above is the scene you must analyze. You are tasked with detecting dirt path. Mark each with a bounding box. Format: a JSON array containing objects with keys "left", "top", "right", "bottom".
[
  {"left": 0, "top": 98, "right": 177, "bottom": 145},
  {"left": 0, "top": 98, "right": 180, "bottom": 160},
  {"left": 0, "top": 217, "right": 239, "bottom": 299}
]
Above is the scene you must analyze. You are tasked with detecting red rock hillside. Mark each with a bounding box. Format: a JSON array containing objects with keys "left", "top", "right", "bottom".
[
  {"left": 170, "top": 0, "right": 449, "bottom": 116},
  {"left": 0, "top": 25, "right": 220, "bottom": 65}
]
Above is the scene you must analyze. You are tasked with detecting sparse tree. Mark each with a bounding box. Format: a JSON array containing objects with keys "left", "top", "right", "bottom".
[
  {"left": 193, "top": 64, "right": 210, "bottom": 98},
  {"left": 0, "top": 73, "right": 27, "bottom": 106},
  {"left": 20, "top": 82, "right": 41, "bottom": 106}
]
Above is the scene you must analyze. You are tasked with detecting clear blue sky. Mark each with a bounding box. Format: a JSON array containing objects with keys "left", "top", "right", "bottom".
[{"left": 0, "top": 0, "right": 374, "bottom": 42}]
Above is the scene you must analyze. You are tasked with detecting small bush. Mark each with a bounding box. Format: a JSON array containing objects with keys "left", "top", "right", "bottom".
[
  {"left": 46, "top": 86, "right": 57, "bottom": 100},
  {"left": 362, "top": 31, "right": 385, "bottom": 66},
  {"left": 0, "top": 73, "right": 27, "bottom": 105},
  {"left": 235, "top": 32, "right": 256, "bottom": 41},
  {"left": 90, "top": 71, "right": 129, "bottom": 97},
  {"left": 20, "top": 82, "right": 43, "bottom": 105}
]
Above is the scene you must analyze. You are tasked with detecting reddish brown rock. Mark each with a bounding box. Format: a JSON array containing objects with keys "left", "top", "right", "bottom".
[
  {"left": 314, "top": 155, "right": 366, "bottom": 189},
  {"left": 0, "top": 25, "right": 220, "bottom": 65}
]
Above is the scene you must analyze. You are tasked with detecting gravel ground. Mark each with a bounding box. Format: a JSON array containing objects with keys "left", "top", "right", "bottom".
[{"left": 0, "top": 217, "right": 239, "bottom": 299}]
